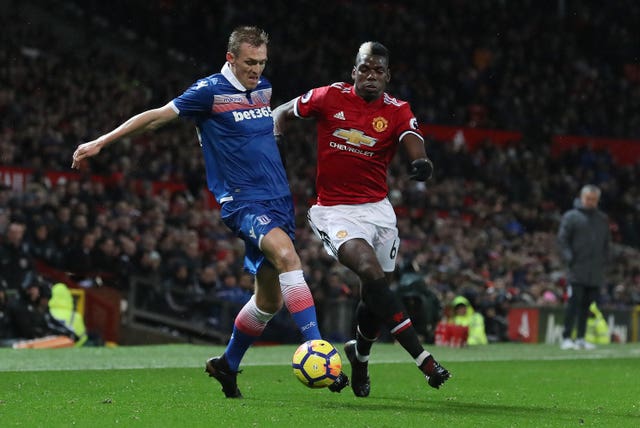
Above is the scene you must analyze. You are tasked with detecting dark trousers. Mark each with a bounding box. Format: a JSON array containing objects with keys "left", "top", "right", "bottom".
[{"left": 562, "top": 284, "right": 599, "bottom": 339}]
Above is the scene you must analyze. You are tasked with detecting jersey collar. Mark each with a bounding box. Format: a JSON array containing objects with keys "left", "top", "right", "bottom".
[
  {"left": 351, "top": 85, "right": 385, "bottom": 108},
  {"left": 221, "top": 62, "right": 259, "bottom": 92}
]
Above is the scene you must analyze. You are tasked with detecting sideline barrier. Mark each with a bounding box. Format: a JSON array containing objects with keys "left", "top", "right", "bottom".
[
  {"left": 507, "top": 305, "right": 636, "bottom": 344},
  {"left": 632, "top": 305, "right": 640, "bottom": 342},
  {"left": 34, "top": 260, "right": 121, "bottom": 344}
]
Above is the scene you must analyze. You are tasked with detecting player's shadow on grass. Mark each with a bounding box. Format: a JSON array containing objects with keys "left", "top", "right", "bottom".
[
  {"left": 442, "top": 400, "right": 637, "bottom": 423},
  {"left": 322, "top": 398, "right": 632, "bottom": 422}
]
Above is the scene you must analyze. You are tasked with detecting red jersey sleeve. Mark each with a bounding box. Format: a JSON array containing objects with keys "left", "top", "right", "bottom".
[{"left": 294, "top": 84, "right": 335, "bottom": 119}]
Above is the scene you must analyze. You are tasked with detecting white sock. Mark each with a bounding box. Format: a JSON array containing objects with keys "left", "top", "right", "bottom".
[{"left": 414, "top": 350, "right": 431, "bottom": 367}]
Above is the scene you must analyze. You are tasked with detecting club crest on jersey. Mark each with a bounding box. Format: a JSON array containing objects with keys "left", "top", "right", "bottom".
[
  {"left": 256, "top": 215, "right": 272, "bottom": 225},
  {"left": 410, "top": 117, "right": 419, "bottom": 130},
  {"left": 372, "top": 116, "right": 388, "bottom": 133},
  {"left": 336, "top": 230, "right": 348, "bottom": 239}
]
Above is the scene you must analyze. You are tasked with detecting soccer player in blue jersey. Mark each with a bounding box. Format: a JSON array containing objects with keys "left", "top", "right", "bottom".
[{"left": 71, "top": 26, "right": 348, "bottom": 398}]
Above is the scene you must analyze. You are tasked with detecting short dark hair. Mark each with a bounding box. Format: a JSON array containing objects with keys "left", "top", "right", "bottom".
[
  {"left": 355, "top": 41, "right": 389, "bottom": 64},
  {"left": 228, "top": 26, "right": 270, "bottom": 56}
]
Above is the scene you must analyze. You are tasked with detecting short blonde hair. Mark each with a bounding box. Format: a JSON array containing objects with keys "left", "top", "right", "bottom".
[{"left": 228, "top": 26, "right": 269, "bottom": 56}]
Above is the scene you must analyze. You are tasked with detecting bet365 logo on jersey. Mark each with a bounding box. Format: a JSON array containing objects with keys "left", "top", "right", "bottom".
[{"left": 233, "top": 107, "right": 272, "bottom": 122}]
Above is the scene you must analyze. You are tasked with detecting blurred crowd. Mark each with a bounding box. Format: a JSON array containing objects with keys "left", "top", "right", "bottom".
[
  {"left": 2, "top": 1, "right": 640, "bottom": 342},
  {"left": 29, "top": 0, "right": 640, "bottom": 140}
]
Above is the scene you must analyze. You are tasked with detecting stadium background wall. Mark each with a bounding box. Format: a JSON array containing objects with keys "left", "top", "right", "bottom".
[{"left": 4, "top": 123, "right": 639, "bottom": 346}]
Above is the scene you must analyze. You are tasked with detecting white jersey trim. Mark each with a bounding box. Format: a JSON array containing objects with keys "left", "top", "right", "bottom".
[
  {"left": 293, "top": 96, "right": 302, "bottom": 118},
  {"left": 399, "top": 129, "right": 424, "bottom": 143}
]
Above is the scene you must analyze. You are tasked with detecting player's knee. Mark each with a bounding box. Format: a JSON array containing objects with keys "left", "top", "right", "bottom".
[
  {"left": 339, "top": 245, "right": 384, "bottom": 282},
  {"left": 261, "top": 228, "right": 301, "bottom": 271},
  {"left": 359, "top": 266, "right": 385, "bottom": 284},
  {"left": 272, "top": 248, "right": 301, "bottom": 272}
]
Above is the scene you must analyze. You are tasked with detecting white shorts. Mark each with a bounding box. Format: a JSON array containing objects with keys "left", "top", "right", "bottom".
[{"left": 307, "top": 198, "right": 400, "bottom": 272}]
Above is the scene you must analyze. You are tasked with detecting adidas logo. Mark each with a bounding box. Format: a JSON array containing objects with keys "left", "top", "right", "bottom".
[{"left": 333, "top": 111, "right": 346, "bottom": 120}]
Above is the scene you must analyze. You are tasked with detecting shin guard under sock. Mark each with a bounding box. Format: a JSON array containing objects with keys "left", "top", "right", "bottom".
[
  {"left": 280, "top": 270, "right": 321, "bottom": 341},
  {"left": 355, "top": 301, "right": 379, "bottom": 359},
  {"left": 225, "top": 296, "right": 274, "bottom": 371},
  {"left": 361, "top": 277, "right": 425, "bottom": 359}
]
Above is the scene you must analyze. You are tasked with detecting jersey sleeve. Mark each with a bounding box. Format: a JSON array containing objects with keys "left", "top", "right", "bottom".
[
  {"left": 293, "top": 86, "right": 331, "bottom": 119},
  {"left": 396, "top": 103, "right": 424, "bottom": 142},
  {"left": 171, "top": 78, "right": 215, "bottom": 118}
]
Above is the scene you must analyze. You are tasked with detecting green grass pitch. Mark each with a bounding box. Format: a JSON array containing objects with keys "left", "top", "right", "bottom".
[{"left": 1, "top": 343, "right": 639, "bottom": 427}]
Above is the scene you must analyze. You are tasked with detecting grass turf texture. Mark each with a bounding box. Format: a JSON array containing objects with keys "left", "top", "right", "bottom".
[{"left": 1, "top": 343, "right": 639, "bottom": 427}]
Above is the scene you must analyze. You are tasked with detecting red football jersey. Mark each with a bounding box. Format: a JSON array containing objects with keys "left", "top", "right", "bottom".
[{"left": 294, "top": 82, "right": 424, "bottom": 206}]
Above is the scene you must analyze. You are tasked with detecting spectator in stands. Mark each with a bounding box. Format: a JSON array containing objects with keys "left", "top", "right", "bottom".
[
  {"left": 161, "top": 259, "right": 202, "bottom": 316},
  {"left": 28, "top": 220, "right": 63, "bottom": 268},
  {"left": 115, "top": 233, "right": 139, "bottom": 288},
  {"left": 64, "top": 230, "right": 97, "bottom": 286},
  {"left": 0, "top": 208, "right": 8, "bottom": 238},
  {"left": 0, "top": 184, "right": 11, "bottom": 213},
  {"left": 69, "top": 213, "right": 90, "bottom": 244},
  {"left": 137, "top": 249, "right": 162, "bottom": 277},
  {"left": 51, "top": 205, "right": 73, "bottom": 251},
  {"left": 6, "top": 277, "right": 77, "bottom": 341},
  {"left": 197, "top": 264, "right": 221, "bottom": 297},
  {"left": 451, "top": 295, "right": 488, "bottom": 346},
  {"left": 205, "top": 270, "right": 252, "bottom": 326},
  {"left": 0, "top": 221, "right": 35, "bottom": 291},
  {"left": 92, "top": 235, "right": 120, "bottom": 273},
  {"left": 179, "top": 233, "right": 203, "bottom": 276},
  {"left": 585, "top": 302, "right": 610, "bottom": 345},
  {"left": 0, "top": 279, "right": 14, "bottom": 345},
  {"left": 191, "top": 264, "right": 222, "bottom": 323},
  {"left": 478, "top": 288, "right": 511, "bottom": 343},
  {"left": 215, "top": 270, "right": 252, "bottom": 307},
  {"left": 48, "top": 282, "right": 88, "bottom": 346}
]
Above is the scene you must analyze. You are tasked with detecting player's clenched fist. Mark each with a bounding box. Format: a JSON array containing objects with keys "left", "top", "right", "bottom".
[{"left": 409, "top": 157, "right": 434, "bottom": 181}]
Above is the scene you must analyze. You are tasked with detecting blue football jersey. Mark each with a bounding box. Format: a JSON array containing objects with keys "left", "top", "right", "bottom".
[{"left": 171, "top": 63, "right": 290, "bottom": 204}]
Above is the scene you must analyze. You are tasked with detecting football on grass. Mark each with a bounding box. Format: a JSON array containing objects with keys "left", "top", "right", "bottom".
[{"left": 292, "top": 339, "right": 342, "bottom": 388}]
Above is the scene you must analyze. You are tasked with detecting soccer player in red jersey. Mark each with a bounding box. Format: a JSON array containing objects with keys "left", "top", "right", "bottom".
[{"left": 273, "top": 41, "right": 451, "bottom": 397}]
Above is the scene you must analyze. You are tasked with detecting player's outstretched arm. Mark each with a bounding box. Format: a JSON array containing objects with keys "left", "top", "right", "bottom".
[
  {"left": 271, "top": 99, "right": 297, "bottom": 136},
  {"left": 71, "top": 103, "right": 178, "bottom": 169}
]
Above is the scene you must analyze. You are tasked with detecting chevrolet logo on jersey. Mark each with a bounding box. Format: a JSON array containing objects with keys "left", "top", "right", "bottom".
[{"left": 332, "top": 128, "right": 377, "bottom": 147}]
